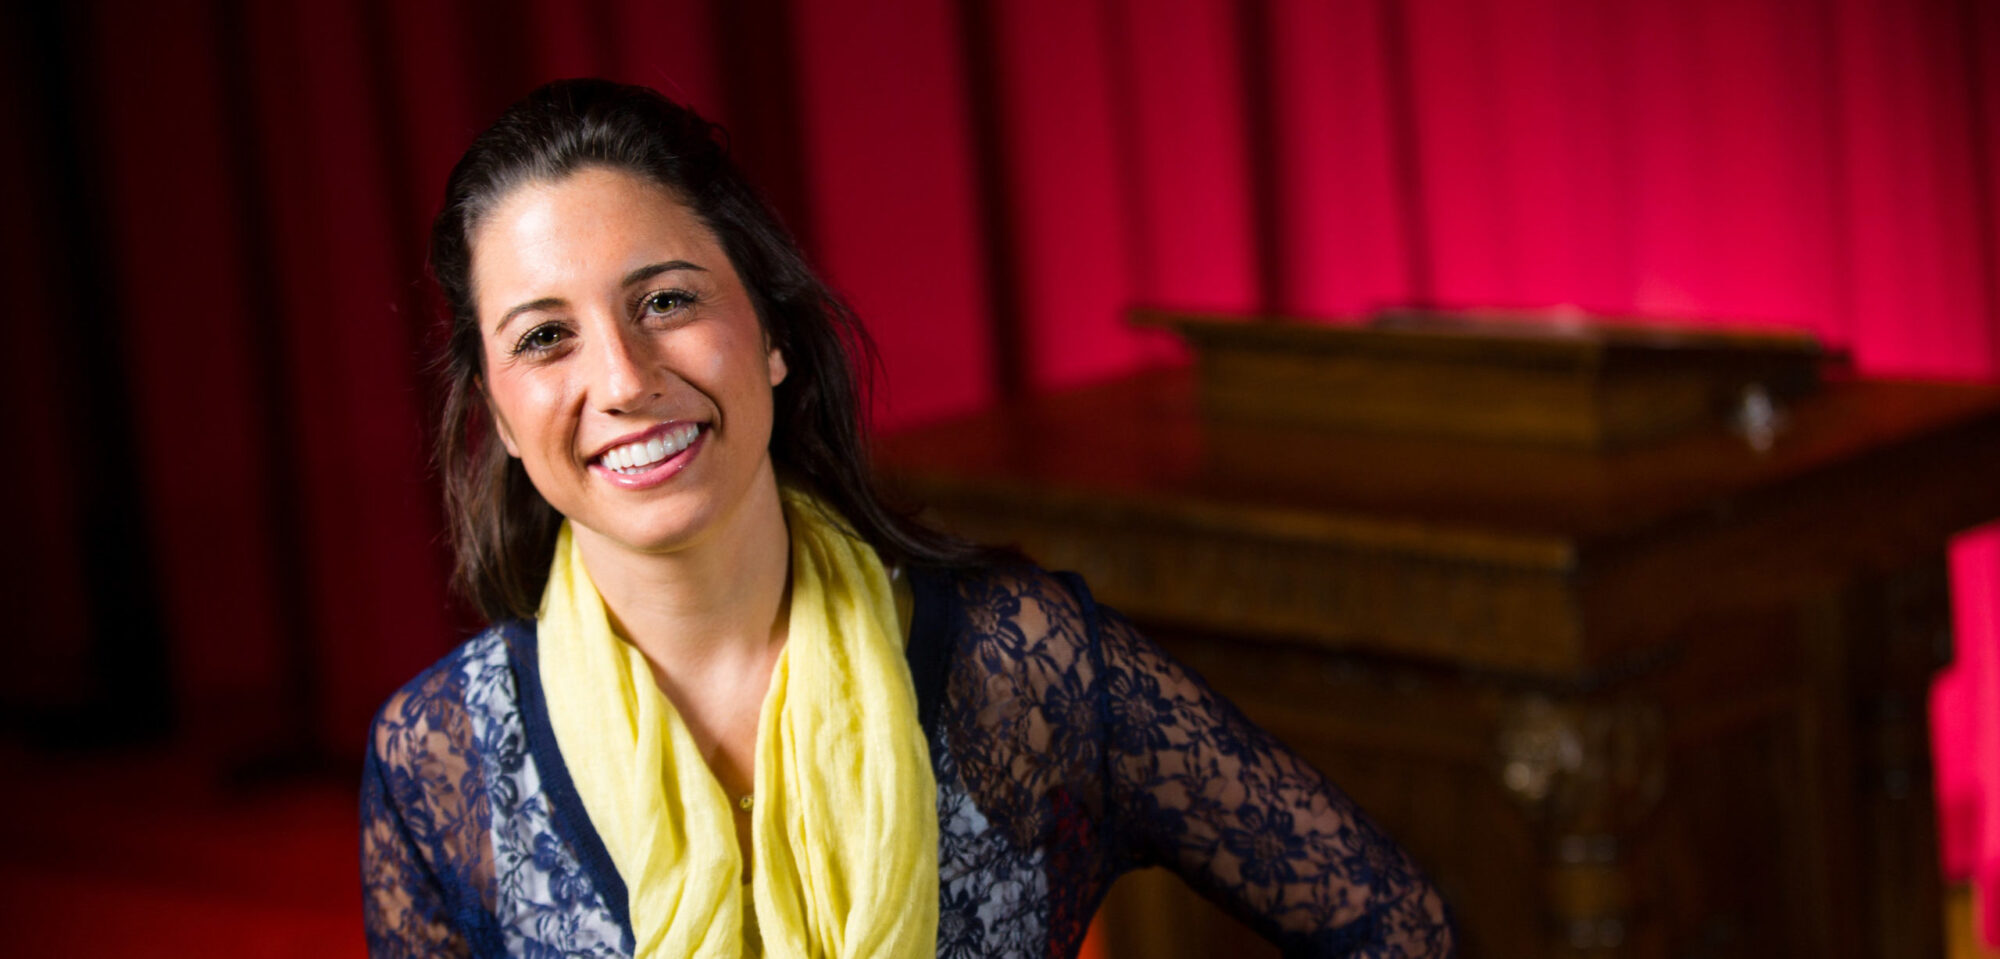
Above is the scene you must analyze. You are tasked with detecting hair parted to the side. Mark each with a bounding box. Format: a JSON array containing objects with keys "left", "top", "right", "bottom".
[{"left": 430, "top": 78, "right": 993, "bottom": 623}]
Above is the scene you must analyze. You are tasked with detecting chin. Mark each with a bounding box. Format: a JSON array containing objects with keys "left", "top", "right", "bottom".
[
  {"left": 592, "top": 514, "right": 712, "bottom": 556},
  {"left": 582, "top": 495, "right": 737, "bottom": 555}
]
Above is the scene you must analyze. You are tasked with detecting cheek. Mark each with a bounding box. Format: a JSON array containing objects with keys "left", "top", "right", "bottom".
[
  {"left": 485, "top": 369, "right": 569, "bottom": 443},
  {"left": 686, "top": 331, "right": 752, "bottom": 395}
]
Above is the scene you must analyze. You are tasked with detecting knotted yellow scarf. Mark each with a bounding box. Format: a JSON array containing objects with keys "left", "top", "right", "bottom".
[{"left": 538, "top": 488, "right": 938, "bottom": 958}]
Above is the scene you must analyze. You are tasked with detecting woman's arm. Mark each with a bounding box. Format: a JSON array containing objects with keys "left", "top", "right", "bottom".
[
  {"left": 360, "top": 744, "right": 469, "bottom": 957},
  {"left": 1089, "top": 596, "right": 1455, "bottom": 957},
  {"left": 359, "top": 680, "right": 492, "bottom": 958}
]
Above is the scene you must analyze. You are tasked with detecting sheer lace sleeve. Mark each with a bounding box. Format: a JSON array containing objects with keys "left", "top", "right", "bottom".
[
  {"left": 932, "top": 566, "right": 1451, "bottom": 956},
  {"left": 359, "top": 659, "right": 498, "bottom": 957},
  {"left": 1091, "top": 598, "right": 1455, "bottom": 957}
]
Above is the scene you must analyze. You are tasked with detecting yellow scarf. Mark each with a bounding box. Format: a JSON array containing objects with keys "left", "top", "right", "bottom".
[{"left": 538, "top": 488, "right": 938, "bottom": 958}]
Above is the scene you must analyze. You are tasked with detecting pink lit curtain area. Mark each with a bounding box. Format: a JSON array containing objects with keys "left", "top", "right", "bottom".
[{"left": 3, "top": 0, "right": 1998, "bottom": 946}]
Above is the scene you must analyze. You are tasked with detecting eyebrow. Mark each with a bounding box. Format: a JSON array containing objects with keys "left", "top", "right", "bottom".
[{"left": 492, "top": 260, "right": 710, "bottom": 335}]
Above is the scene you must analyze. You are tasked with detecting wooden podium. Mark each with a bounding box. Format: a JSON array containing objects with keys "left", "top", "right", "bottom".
[{"left": 877, "top": 315, "right": 2000, "bottom": 958}]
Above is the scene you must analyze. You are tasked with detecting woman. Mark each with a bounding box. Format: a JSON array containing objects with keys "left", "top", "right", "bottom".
[{"left": 361, "top": 78, "right": 1453, "bottom": 958}]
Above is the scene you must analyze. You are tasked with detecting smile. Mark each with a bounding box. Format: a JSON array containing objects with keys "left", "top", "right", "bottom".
[{"left": 595, "top": 422, "right": 703, "bottom": 474}]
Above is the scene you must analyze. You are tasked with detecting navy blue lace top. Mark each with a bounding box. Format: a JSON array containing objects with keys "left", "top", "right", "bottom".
[{"left": 360, "top": 564, "right": 1453, "bottom": 957}]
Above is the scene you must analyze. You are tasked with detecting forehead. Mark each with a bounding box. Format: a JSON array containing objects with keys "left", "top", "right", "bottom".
[{"left": 468, "top": 168, "right": 726, "bottom": 310}]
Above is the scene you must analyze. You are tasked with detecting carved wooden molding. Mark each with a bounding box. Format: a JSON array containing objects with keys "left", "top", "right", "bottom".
[
  {"left": 1495, "top": 695, "right": 1667, "bottom": 952},
  {"left": 1494, "top": 696, "right": 1666, "bottom": 834},
  {"left": 928, "top": 504, "right": 1590, "bottom": 676}
]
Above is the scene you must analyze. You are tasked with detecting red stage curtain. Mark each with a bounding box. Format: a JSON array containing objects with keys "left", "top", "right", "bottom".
[{"left": 4, "top": 0, "right": 1996, "bottom": 942}]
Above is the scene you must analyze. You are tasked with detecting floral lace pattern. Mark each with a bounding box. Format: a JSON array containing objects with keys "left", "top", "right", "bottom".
[
  {"left": 361, "top": 637, "right": 495, "bottom": 957},
  {"left": 932, "top": 741, "right": 1050, "bottom": 958},
  {"left": 360, "top": 565, "right": 1453, "bottom": 957},
  {"left": 460, "top": 633, "right": 626, "bottom": 957},
  {"left": 934, "top": 568, "right": 1452, "bottom": 957}
]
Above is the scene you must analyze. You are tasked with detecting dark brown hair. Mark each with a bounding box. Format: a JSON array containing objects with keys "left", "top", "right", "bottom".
[{"left": 430, "top": 78, "right": 987, "bottom": 622}]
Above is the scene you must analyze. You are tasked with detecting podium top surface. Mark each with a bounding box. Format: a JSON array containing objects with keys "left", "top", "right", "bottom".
[{"left": 879, "top": 367, "right": 2000, "bottom": 566}]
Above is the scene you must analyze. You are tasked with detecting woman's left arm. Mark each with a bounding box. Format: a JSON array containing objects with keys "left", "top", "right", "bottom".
[{"left": 1088, "top": 595, "right": 1455, "bottom": 957}]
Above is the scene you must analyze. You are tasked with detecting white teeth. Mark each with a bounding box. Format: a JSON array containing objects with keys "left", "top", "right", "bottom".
[{"left": 602, "top": 424, "right": 701, "bottom": 474}]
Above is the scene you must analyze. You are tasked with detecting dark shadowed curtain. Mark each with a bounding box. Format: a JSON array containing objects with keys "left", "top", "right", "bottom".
[{"left": 3, "top": 0, "right": 1997, "bottom": 942}]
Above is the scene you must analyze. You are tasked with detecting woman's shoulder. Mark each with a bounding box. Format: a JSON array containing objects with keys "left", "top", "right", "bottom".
[
  {"left": 928, "top": 561, "right": 1100, "bottom": 643},
  {"left": 362, "top": 625, "right": 528, "bottom": 955},
  {"left": 367, "top": 622, "right": 526, "bottom": 769},
  {"left": 917, "top": 561, "right": 1109, "bottom": 717}
]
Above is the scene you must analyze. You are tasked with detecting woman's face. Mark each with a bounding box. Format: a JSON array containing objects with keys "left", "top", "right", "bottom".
[{"left": 470, "top": 167, "right": 787, "bottom": 559}]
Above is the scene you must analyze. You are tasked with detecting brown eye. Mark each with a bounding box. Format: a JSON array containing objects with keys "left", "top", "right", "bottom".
[
  {"left": 512, "top": 323, "right": 567, "bottom": 355},
  {"left": 642, "top": 290, "right": 695, "bottom": 315}
]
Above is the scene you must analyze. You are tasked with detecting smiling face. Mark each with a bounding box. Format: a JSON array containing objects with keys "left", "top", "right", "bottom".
[{"left": 470, "top": 166, "right": 788, "bottom": 563}]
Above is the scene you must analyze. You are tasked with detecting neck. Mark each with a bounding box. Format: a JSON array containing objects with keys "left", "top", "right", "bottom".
[{"left": 571, "top": 467, "right": 793, "bottom": 678}]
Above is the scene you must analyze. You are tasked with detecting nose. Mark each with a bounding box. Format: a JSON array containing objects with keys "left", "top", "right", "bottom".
[{"left": 586, "top": 322, "right": 661, "bottom": 414}]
